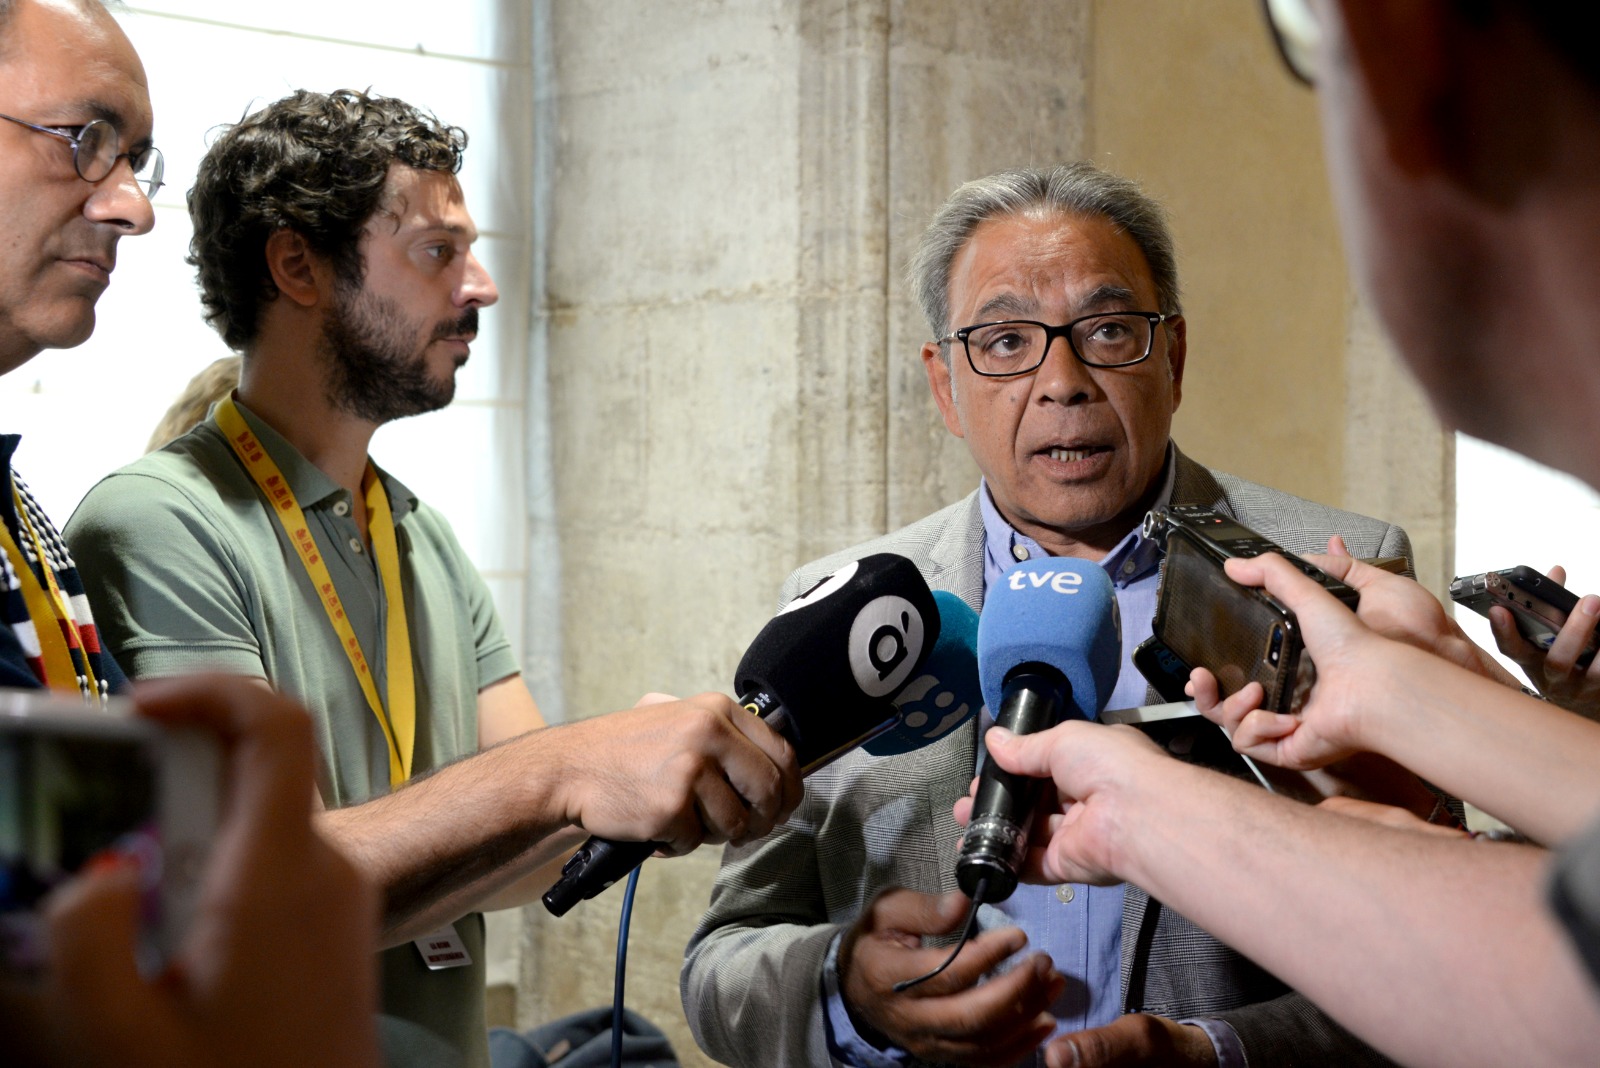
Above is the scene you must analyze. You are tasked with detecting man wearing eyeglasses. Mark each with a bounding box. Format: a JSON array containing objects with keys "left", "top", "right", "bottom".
[
  {"left": 683, "top": 162, "right": 1414, "bottom": 1068},
  {"left": 0, "top": 0, "right": 159, "bottom": 697},
  {"left": 0, "top": 4, "right": 389, "bottom": 1068}
]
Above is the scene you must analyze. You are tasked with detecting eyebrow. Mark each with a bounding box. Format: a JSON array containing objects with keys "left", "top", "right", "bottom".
[
  {"left": 53, "top": 98, "right": 153, "bottom": 150},
  {"left": 969, "top": 283, "right": 1140, "bottom": 325},
  {"left": 404, "top": 221, "right": 479, "bottom": 242},
  {"left": 972, "top": 292, "right": 1038, "bottom": 323},
  {"left": 1075, "top": 284, "right": 1138, "bottom": 313}
]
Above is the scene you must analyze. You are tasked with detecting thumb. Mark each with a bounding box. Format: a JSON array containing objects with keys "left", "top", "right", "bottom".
[{"left": 982, "top": 724, "right": 1060, "bottom": 781}]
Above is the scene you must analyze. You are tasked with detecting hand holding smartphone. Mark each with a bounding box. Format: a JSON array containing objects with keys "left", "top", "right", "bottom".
[
  {"left": 4, "top": 677, "right": 382, "bottom": 1068},
  {"left": 1450, "top": 565, "right": 1598, "bottom": 668},
  {"left": 0, "top": 690, "right": 221, "bottom": 977},
  {"left": 1452, "top": 565, "right": 1600, "bottom": 719}
]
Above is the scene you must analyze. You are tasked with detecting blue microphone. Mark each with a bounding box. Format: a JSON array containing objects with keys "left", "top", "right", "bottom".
[
  {"left": 864, "top": 591, "right": 982, "bottom": 757},
  {"left": 959, "top": 558, "right": 1120, "bottom": 902}
]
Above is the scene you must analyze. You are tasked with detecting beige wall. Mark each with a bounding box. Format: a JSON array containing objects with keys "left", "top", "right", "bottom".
[
  {"left": 518, "top": 3, "right": 1451, "bottom": 1066},
  {"left": 1091, "top": 0, "right": 1348, "bottom": 509}
]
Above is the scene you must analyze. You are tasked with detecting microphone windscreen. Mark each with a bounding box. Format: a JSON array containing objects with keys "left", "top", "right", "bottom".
[
  {"left": 865, "top": 591, "right": 982, "bottom": 756},
  {"left": 735, "top": 553, "right": 939, "bottom": 768},
  {"left": 978, "top": 558, "right": 1121, "bottom": 721}
]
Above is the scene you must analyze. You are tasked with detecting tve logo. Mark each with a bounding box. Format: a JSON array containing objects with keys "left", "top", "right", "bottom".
[
  {"left": 847, "top": 595, "right": 927, "bottom": 698},
  {"left": 1007, "top": 568, "right": 1083, "bottom": 594}
]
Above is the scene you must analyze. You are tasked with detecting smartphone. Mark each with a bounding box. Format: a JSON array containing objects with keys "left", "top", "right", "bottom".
[
  {"left": 1144, "top": 507, "right": 1357, "bottom": 715},
  {"left": 1450, "top": 566, "right": 1597, "bottom": 667},
  {"left": 0, "top": 690, "right": 221, "bottom": 977},
  {"left": 1101, "top": 699, "right": 1266, "bottom": 785},
  {"left": 1132, "top": 635, "right": 1194, "bottom": 702}
]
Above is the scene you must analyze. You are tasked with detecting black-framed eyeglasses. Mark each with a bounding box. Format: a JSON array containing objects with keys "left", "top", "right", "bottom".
[
  {"left": 939, "top": 312, "right": 1176, "bottom": 377},
  {"left": 0, "top": 113, "right": 165, "bottom": 198},
  {"left": 1263, "top": 0, "right": 1318, "bottom": 86}
]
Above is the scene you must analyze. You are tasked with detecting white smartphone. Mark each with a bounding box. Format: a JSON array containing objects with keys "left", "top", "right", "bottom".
[{"left": 0, "top": 689, "right": 221, "bottom": 977}]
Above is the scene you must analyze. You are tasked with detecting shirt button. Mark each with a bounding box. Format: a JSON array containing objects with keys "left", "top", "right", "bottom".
[
  {"left": 1056, "top": 884, "right": 1076, "bottom": 904},
  {"left": 1012, "top": 544, "right": 1030, "bottom": 562},
  {"left": 348, "top": 537, "right": 363, "bottom": 554},
  {"left": 332, "top": 500, "right": 350, "bottom": 517}
]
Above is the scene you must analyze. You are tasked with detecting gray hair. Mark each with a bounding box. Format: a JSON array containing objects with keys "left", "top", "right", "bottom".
[{"left": 908, "top": 162, "right": 1182, "bottom": 347}]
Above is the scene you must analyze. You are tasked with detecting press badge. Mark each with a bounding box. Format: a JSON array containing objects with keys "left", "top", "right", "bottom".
[{"left": 414, "top": 924, "right": 473, "bottom": 970}]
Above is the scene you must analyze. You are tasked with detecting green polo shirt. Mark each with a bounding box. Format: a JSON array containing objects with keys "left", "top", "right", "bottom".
[{"left": 64, "top": 399, "right": 520, "bottom": 1068}]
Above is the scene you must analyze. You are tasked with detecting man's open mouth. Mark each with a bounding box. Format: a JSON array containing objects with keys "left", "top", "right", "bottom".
[{"left": 1045, "top": 445, "right": 1108, "bottom": 463}]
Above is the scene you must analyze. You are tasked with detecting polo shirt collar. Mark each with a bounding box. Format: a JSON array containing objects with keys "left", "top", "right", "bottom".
[{"left": 217, "top": 397, "right": 418, "bottom": 522}]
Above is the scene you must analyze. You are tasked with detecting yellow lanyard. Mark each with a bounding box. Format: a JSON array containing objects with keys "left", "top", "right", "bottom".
[
  {"left": 0, "top": 488, "right": 95, "bottom": 695},
  {"left": 216, "top": 398, "right": 416, "bottom": 786}
]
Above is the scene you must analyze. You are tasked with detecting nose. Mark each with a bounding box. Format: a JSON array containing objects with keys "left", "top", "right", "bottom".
[
  {"left": 1031, "top": 331, "right": 1098, "bottom": 406},
  {"left": 459, "top": 251, "right": 498, "bottom": 309},
  {"left": 84, "top": 156, "right": 155, "bottom": 236}
]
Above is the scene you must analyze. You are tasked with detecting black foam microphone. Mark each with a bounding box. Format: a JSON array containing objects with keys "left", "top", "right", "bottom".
[{"left": 542, "top": 553, "right": 939, "bottom": 916}]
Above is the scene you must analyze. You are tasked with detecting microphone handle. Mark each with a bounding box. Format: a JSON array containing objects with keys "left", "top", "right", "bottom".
[
  {"left": 956, "top": 664, "right": 1069, "bottom": 903},
  {"left": 541, "top": 690, "right": 779, "bottom": 917}
]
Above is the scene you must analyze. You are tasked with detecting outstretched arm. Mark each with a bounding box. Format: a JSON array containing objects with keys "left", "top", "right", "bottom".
[
  {"left": 321, "top": 689, "right": 802, "bottom": 946},
  {"left": 1190, "top": 552, "right": 1600, "bottom": 844},
  {"left": 966, "top": 721, "right": 1600, "bottom": 1068}
]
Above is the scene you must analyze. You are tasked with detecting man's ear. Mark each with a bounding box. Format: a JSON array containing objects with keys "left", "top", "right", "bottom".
[
  {"left": 922, "top": 341, "right": 965, "bottom": 438},
  {"left": 263, "top": 230, "right": 327, "bottom": 308},
  {"left": 1331, "top": 0, "right": 1453, "bottom": 179}
]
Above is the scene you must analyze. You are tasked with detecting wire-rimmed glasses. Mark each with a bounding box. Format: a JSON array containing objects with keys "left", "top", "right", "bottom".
[{"left": 0, "top": 113, "right": 164, "bottom": 198}]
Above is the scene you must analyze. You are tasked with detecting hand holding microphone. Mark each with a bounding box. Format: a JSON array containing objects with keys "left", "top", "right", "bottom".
[
  {"left": 543, "top": 554, "right": 941, "bottom": 916},
  {"left": 894, "top": 557, "right": 1119, "bottom": 993}
]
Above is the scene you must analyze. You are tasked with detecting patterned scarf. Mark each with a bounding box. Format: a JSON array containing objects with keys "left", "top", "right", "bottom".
[{"left": 0, "top": 446, "right": 117, "bottom": 700}]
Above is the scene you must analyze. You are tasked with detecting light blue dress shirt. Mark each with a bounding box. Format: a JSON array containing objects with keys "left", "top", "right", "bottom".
[{"left": 822, "top": 452, "right": 1243, "bottom": 1067}]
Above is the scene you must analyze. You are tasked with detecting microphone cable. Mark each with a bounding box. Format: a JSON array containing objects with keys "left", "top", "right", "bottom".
[
  {"left": 611, "top": 864, "right": 642, "bottom": 1068},
  {"left": 891, "top": 874, "right": 989, "bottom": 992}
]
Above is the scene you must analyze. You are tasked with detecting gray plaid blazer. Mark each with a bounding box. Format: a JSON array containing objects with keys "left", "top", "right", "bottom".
[{"left": 682, "top": 448, "right": 1409, "bottom": 1067}]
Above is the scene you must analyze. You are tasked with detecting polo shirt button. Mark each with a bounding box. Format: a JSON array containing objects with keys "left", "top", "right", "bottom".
[
  {"left": 1056, "top": 884, "right": 1076, "bottom": 904},
  {"left": 1012, "top": 544, "right": 1030, "bottom": 562},
  {"left": 348, "top": 537, "right": 363, "bottom": 553},
  {"left": 333, "top": 500, "right": 350, "bottom": 516}
]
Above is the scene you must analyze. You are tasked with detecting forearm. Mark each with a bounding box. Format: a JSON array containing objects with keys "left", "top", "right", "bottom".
[
  {"left": 1112, "top": 761, "right": 1600, "bottom": 1068},
  {"left": 319, "top": 728, "right": 579, "bottom": 946},
  {"left": 1353, "top": 642, "right": 1600, "bottom": 842}
]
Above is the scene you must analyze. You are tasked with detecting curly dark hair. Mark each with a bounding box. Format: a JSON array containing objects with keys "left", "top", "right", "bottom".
[{"left": 187, "top": 88, "right": 466, "bottom": 350}]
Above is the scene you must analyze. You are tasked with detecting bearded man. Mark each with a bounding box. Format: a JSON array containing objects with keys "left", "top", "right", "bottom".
[{"left": 62, "top": 88, "right": 801, "bottom": 1068}]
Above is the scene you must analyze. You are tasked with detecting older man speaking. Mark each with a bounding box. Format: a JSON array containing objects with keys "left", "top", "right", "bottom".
[{"left": 682, "top": 162, "right": 1417, "bottom": 1068}]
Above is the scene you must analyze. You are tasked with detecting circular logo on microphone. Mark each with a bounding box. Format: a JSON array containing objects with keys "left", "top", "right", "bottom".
[{"left": 848, "top": 595, "right": 926, "bottom": 698}]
